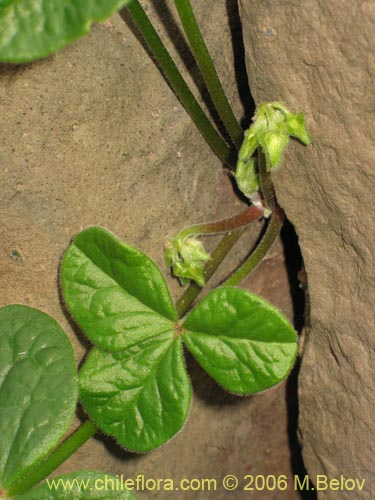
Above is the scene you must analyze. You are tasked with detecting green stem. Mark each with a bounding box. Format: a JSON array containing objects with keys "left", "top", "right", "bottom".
[
  {"left": 126, "top": 0, "right": 235, "bottom": 167},
  {"left": 174, "top": 0, "right": 243, "bottom": 149},
  {"left": 8, "top": 421, "right": 97, "bottom": 496},
  {"left": 176, "top": 228, "right": 245, "bottom": 317},
  {"left": 258, "top": 148, "right": 276, "bottom": 210},
  {"left": 177, "top": 204, "right": 263, "bottom": 239},
  {"left": 223, "top": 208, "right": 284, "bottom": 286}
]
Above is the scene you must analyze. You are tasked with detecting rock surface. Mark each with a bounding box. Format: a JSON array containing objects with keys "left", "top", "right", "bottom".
[
  {"left": 1, "top": 2, "right": 301, "bottom": 499},
  {"left": 240, "top": 1, "right": 375, "bottom": 498}
]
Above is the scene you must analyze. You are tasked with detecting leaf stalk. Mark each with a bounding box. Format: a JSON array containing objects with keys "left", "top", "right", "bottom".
[
  {"left": 8, "top": 421, "right": 97, "bottom": 496},
  {"left": 176, "top": 204, "right": 264, "bottom": 239},
  {"left": 223, "top": 208, "right": 284, "bottom": 286},
  {"left": 174, "top": 0, "right": 243, "bottom": 149},
  {"left": 125, "top": 0, "right": 235, "bottom": 167}
]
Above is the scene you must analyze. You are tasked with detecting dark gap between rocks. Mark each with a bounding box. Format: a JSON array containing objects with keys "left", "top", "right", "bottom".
[{"left": 282, "top": 220, "right": 316, "bottom": 500}]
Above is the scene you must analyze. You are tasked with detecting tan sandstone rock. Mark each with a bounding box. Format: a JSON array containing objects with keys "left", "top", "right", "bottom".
[{"left": 240, "top": 1, "right": 375, "bottom": 498}]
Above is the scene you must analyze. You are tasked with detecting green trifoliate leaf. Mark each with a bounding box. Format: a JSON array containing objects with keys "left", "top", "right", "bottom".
[
  {"left": 261, "top": 103, "right": 285, "bottom": 130},
  {"left": 234, "top": 157, "right": 259, "bottom": 198},
  {"left": 61, "top": 227, "right": 177, "bottom": 352},
  {"left": 182, "top": 287, "right": 298, "bottom": 395},
  {"left": 80, "top": 334, "right": 191, "bottom": 452},
  {"left": 171, "top": 260, "right": 206, "bottom": 287},
  {"left": 179, "top": 237, "right": 209, "bottom": 262},
  {"left": 165, "top": 236, "right": 210, "bottom": 287},
  {"left": 63, "top": 227, "right": 191, "bottom": 452},
  {"left": 15, "top": 471, "right": 138, "bottom": 499},
  {"left": 0, "top": 0, "right": 132, "bottom": 63},
  {"left": 0, "top": 305, "right": 78, "bottom": 491},
  {"left": 254, "top": 103, "right": 289, "bottom": 170}
]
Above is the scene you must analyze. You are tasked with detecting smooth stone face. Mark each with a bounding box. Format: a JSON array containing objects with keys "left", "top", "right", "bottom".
[{"left": 240, "top": 1, "right": 375, "bottom": 497}]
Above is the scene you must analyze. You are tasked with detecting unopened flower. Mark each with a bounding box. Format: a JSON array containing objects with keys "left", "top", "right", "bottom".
[
  {"left": 234, "top": 102, "right": 311, "bottom": 201},
  {"left": 234, "top": 157, "right": 259, "bottom": 200},
  {"left": 256, "top": 102, "right": 311, "bottom": 169},
  {"left": 165, "top": 236, "right": 210, "bottom": 286}
]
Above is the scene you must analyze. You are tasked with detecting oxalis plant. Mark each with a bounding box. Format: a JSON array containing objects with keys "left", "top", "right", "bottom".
[{"left": 0, "top": 1, "right": 311, "bottom": 499}]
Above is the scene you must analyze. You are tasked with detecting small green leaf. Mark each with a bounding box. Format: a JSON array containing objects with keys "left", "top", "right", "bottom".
[
  {"left": 15, "top": 471, "right": 138, "bottom": 499},
  {"left": 61, "top": 227, "right": 177, "bottom": 352},
  {"left": 80, "top": 334, "right": 191, "bottom": 452},
  {"left": 0, "top": 305, "right": 78, "bottom": 490},
  {"left": 238, "top": 128, "right": 259, "bottom": 163},
  {"left": 0, "top": 0, "right": 132, "bottom": 63},
  {"left": 182, "top": 287, "right": 298, "bottom": 395}
]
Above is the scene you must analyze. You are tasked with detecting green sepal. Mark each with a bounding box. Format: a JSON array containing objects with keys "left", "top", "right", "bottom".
[
  {"left": 62, "top": 227, "right": 192, "bottom": 452},
  {"left": 234, "top": 157, "right": 259, "bottom": 197},
  {"left": 182, "top": 287, "right": 298, "bottom": 395},
  {"left": 285, "top": 112, "right": 312, "bottom": 145},
  {"left": 0, "top": 305, "right": 78, "bottom": 491}
]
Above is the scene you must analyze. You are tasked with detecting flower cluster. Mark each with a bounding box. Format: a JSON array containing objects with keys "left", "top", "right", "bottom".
[
  {"left": 165, "top": 236, "right": 210, "bottom": 286},
  {"left": 235, "top": 102, "right": 311, "bottom": 202}
]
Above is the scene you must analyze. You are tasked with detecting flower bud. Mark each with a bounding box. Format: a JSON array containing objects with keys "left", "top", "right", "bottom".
[
  {"left": 238, "top": 128, "right": 258, "bottom": 163},
  {"left": 238, "top": 102, "right": 311, "bottom": 172},
  {"left": 258, "top": 129, "right": 290, "bottom": 170},
  {"left": 165, "top": 236, "right": 210, "bottom": 286}
]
